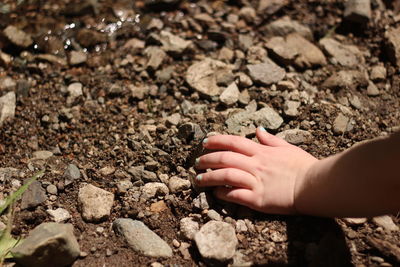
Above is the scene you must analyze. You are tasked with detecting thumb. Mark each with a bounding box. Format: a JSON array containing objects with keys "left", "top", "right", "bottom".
[{"left": 256, "top": 127, "right": 288, "bottom": 147}]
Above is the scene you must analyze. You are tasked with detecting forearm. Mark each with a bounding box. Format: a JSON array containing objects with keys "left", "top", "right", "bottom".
[{"left": 295, "top": 131, "right": 400, "bottom": 217}]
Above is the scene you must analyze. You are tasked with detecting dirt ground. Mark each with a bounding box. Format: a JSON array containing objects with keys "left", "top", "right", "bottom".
[{"left": 0, "top": 0, "right": 399, "bottom": 266}]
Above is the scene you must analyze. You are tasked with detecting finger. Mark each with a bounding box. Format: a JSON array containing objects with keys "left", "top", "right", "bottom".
[
  {"left": 214, "top": 187, "right": 257, "bottom": 208},
  {"left": 196, "top": 168, "right": 256, "bottom": 189},
  {"left": 196, "top": 151, "right": 256, "bottom": 173},
  {"left": 256, "top": 127, "right": 288, "bottom": 147},
  {"left": 202, "top": 135, "right": 261, "bottom": 156}
]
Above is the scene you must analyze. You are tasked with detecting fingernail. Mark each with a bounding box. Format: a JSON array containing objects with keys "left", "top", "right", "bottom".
[
  {"left": 195, "top": 157, "right": 200, "bottom": 166},
  {"left": 202, "top": 138, "right": 208, "bottom": 145},
  {"left": 259, "top": 126, "right": 266, "bottom": 132},
  {"left": 196, "top": 174, "right": 202, "bottom": 182}
]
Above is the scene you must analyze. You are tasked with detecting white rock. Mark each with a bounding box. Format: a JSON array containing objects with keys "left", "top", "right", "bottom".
[
  {"left": 194, "top": 221, "right": 238, "bottom": 262},
  {"left": 372, "top": 215, "right": 399, "bottom": 232},
  {"left": 220, "top": 83, "right": 240, "bottom": 106},
  {"left": 0, "top": 91, "right": 16, "bottom": 126},
  {"left": 78, "top": 184, "right": 114, "bottom": 222},
  {"left": 47, "top": 208, "right": 71, "bottom": 223}
]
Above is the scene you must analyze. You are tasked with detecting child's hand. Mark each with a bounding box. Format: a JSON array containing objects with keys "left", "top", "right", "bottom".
[{"left": 194, "top": 127, "right": 318, "bottom": 215}]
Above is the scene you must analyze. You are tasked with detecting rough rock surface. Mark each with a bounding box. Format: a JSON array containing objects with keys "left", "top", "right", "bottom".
[
  {"left": 78, "top": 184, "right": 114, "bottom": 222},
  {"left": 113, "top": 219, "right": 172, "bottom": 257},
  {"left": 11, "top": 223, "right": 80, "bottom": 267}
]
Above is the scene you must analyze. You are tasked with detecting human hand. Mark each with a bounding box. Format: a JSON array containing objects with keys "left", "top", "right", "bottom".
[{"left": 194, "top": 127, "right": 318, "bottom": 215}]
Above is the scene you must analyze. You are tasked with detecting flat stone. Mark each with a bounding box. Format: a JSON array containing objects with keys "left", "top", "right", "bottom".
[
  {"left": 263, "top": 16, "right": 313, "bottom": 40},
  {"left": 47, "top": 208, "right": 71, "bottom": 223},
  {"left": 180, "top": 217, "right": 200, "bottom": 240},
  {"left": 64, "top": 164, "right": 81, "bottom": 186},
  {"left": 247, "top": 59, "right": 285, "bottom": 85},
  {"left": 220, "top": 82, "right": 240, "bottom": 106},
  {"left": 385, "top": 26, "right": 400, "bottom": 67},
  {"left": 372, "top": 215, "right": 399, "bottom": 231},
  {"left": 344, "top": 0, "right": 371, "bottom": 24},
  {"left": 0, "top": 91, "right": 16, "bottom": 126},
  {"left": 323, "top": 70, "right": 369, "bottom": 90},
  {"left": 21, "top": 181, "right": 47, "bottom": 210},
  {"left": 186, "top": 58, "right": 234, "bottom": 97},
  {"left": 113, "top": 218, "right": 172, "bottom": 257},
  {"left": 159, "top": 31, "right": 192, "bottom": 54},
  {"left": 3, "top": 25, "right": 33, "bottom": 48},
  {"left": 319, "top": 37, "right": 364, "bottom": 67},
  {"left": 194, "top": 221, "right": 238, "bottom": 262},
  {"left": 78, "top": 184, "right": 114, "bottom": 222},
  {"left": 168, "top": 176, "right": 191, "bottom": 193},
  {"left": 11, "top": 223, "right": 80, "bottom": 267},
  {"left": 266, "top": 33, "right": 326, "bottom": 68},
  {"left": 276, "top": 129, "right": 312, "bottom": 145},
  {"left": 333, "top": 113, "right": 350, "bottom": 134}
]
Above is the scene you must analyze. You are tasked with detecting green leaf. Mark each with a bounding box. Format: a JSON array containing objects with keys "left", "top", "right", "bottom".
[{"left": 0, "top": 169, "right": 45, "bottom": 215}]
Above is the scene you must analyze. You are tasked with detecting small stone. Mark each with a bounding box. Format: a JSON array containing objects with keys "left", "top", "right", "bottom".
[
  {"left": 180, "top": 217, "right": 200, "bottom": 240},
  {"left": 64, "top": 164, "right": 81, "bottom": 186},
  {"left": 370, "top": 65, "right": 387, "bottom": 82},
  {"left": 11, "top": 223, "right": 80, "bottom": 267},
  {"left": 21, "top": 181, "right": 47, "bottom": 210},
  {"left": 159, "top": 31, "right": 192, "bottom": 55},
  {"left": 69, "top": 51, "right": 87, "bottom": 65},
  {"left": 263, "top": 16, "right": 313, "bottom": 40},
  {"left": 0, "top": 91, "right": 16, "bottom": 126},
  {"left": 385, "top": 26, "right": 400, "bottom": 67},
  {"left": 207, "top": 209, "right": 222, "bottom": 221},
  {"left": 47, "top": 208, "right": 71, "bottom": 223},
  {"left": 3, "top": 25, "right": 33, "bottom": 48},
  {"left": 343, "top": 217, "right": 367, "bottom": 225},
  {"left": 220, "top": 82, "right": 240, "bottom": 106},
  {"left": 367, "top": 81, "right": 380, "bottom": 96},
  {"left": 78, "top": 184, "right": 114, "bottom": 222},
  {"left": 372, "top": 215, "right": 399, "bottom": 231},
  {"left": 141, "top": 182, "right": 169, "bottom": 199},
  {"left": 194, "top": 221, "right": 238, "bottom": 262},
  {"left": 113, "top": 218, "right": 172, "bottom": 257},
  {"left": 276, "top": 129, "right": 312, "bottom": 145},
  {"left": 168, "top": 176, "right": 191, "bottom": 193},
  {"left": 344, "top": 0, "right": 371, "bottom": 24},
  {"left": 247, "top": 59, "right": 286, "bottom": 85},
  {"left": 283, "top": 100, "right": 300, "bottom": 117},
  {"left": 46, "top": 184, "right": 58, "bottom": 195},
  {"left": 319, "top": 38, "right": 364, "bottom": 67},
  {"left": 333, "top": 113, "right": 350, "bottom": 134}
]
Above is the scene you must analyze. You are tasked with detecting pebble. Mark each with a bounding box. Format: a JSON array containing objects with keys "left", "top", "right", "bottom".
[
  {"left": 247, "top": 58, "right": 286, "bottom": 85},
  {"left": 47, "top": 208, "right": 71, "bottom": 223},
  {"left": 113, "top": 218, "right": 172, "bottom": 257},
  {"left": 276, "top": 129, "right": 312, "bottom": 145},
  {"left": 0, "top": 91, "right": 16, "bottom": 126},
  {"left": 372, "top": 215, "right": 399, "bottom": 232},
  {"left": 159, "top": 30, "right": 192, "bottom": 54},
  {"left": 64, "top": 164, "right": 81, "bottom": 186},
  {"left": 3, "top": 25, "right": 33, "bottom": 48},
  {"left": 69, "top": 50, "right": 87, "bottom": 65},
  {"left": 220, "top": 82, "right": 240, "bottom": 105},
  {"left": 370, "top": 65, "right": 387, "bottom": 82},
  {"left": 333, "top": 113, "right": 350, "bottom": 134},
  {"left": 141, "top": 182, "right": 169, "bottom": 199},
  {"left": 180, "top": 217, "right": 200, "bottom": 240},
  {"left": 78, "top": 184, "right": 114, "bottom": 222},
  {"left": 263, "top": 16, "right": 313, "bottom": 41},
  {"left": 11, "top": 223, "right": 80, "bottom": 267},
  {"left": 194, "top": 221, "right": 238, "bottom": 262},
  {"left": 344, "top": 0, "right": 371, "bottom": 24},
  {"left": 186, "top": 58, "right": 233, "bottom": 97},
  {"left": 385, "top": 26, "right": 400, "bottom": 67},
  {"left": 168, "top": 176, "right": 191, "bottom": 193},
  {"left": 319, "top": 37, "right": 364, "bottom": 67},
  {"left": 20, "top": 181, "right": 47, "bottom": 210}
]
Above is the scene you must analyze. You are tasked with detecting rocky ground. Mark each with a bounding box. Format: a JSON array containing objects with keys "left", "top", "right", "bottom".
[{"left": 0, "top": 0, "right": 400, "bottom": 266}]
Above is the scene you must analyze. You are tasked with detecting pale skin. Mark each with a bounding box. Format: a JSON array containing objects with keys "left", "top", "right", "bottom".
[{"left": 194, "top": 127, "right": 400, "bottom": 218}]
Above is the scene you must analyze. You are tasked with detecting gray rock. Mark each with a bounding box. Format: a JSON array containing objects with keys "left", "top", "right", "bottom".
[
  {"left": 344, "top": 0, "right": 371, "bottom": 24},
  {"left": 253, "top": 106, "right": 284, "bottom": 130},
  {"left": 266, "top": 33, "right": 326, "bottom": 68},
  {"left": 141, "top": 182, "right": 169, "bottom": 199},
  {"left": 47, "top": 208, "right": 71, "bottom": 223},
  {"left": 159, "top": 31, "right": 192, "bottom": 54},
  {"left": 78, "top": 184, "right": 114, "bottom": 222},
  {"left": 69, "top": 51, "right": 87, "bottom": 65},
  {"left": 21, "top": 181, "right": 47, "bottom": 210},
  {"left": 168, "top": 176, "right": 191, "bottom": 193},
  {"left": 263, "top": 16, "right": 313, "bottom": 40},
  {"left": 333, "top": 113, "right": 350, "bottom": 134},
  {"left": 370, "top": 65, "right": 387, "bottom": 82},
  {"left": 0, "top": 91, "right": 16, "bottom": 126},
  {"left": 283, "top": 100, "right": 301, "bottom": 117},
  {"left": 194, "top": 221, "right": 238, "bottom": 262},
  {"left": 319, "top": 38, "right": 364, "bottom": 67},
  {"left": 3, "top": 25, "right": 33, "bottom": 48},
  {"left": 186, "top": 58, "right": 234, "bottom": 97},
  {"left": 64, "top": 164, "right": 80, "bottom": 186},
  {"left": 128, "top": 166, "right": 158, "bottom": 183},
  {"left": 323, "top": 70, "right": 368, "bottom": 90},
  {"left": 180, "top": 217, "right": 200, "bottom": 240},
  {"left": 385, "top": 26, "right": 400, "bottom": 67},
  {"left": 11, "top": 223, "right": 80, "bottom": 267},
  {"left": 247, "top": 59, "right": 285, "bottom": 85},
  {"left": 372, "top": 215, "right": 399, "bottom": 231},
  {"left": 144, "top": 46, "right": 166, "bottom": 71},
  {"left": 113, "top": 218, "right": 172, "bottom": 257},
  {"left": 220, "top": 82, "right": 240, "bottom": 106},
  {"left": 276, "top": 129, "right": 312, "bottom": 145}
]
